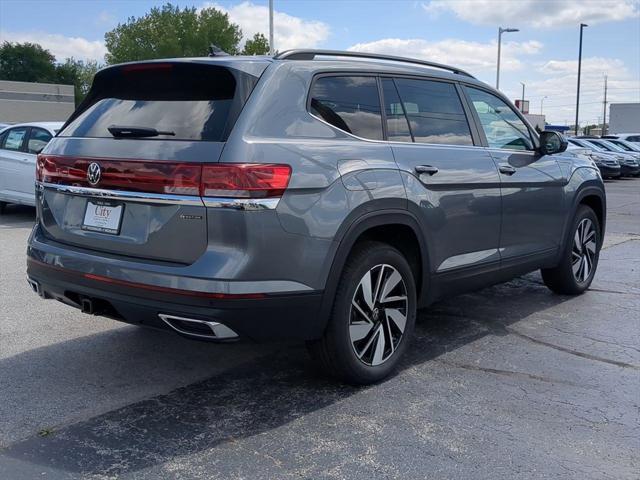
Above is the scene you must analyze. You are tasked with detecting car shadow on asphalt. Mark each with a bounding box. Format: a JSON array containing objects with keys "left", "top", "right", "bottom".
[
  {"left": 0, "top": 271, "right": 572, "bottom": 477},
  {"left": 0, "top": 205, "right": 36, "bottom": 228}
]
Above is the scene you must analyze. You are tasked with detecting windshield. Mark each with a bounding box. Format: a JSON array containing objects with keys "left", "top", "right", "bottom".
[{"left": 599, "top": 140, "right": 627, "bottom": 153}]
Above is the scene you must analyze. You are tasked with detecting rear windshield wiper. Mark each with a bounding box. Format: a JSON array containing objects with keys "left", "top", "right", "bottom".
[{"left": 107, "top": 125, "right": 176, "bottom": 138}]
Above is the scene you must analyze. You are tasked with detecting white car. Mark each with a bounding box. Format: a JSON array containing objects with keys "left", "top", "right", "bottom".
[{"left": 0, "top": 122, "right": 63, "bottom": 210}]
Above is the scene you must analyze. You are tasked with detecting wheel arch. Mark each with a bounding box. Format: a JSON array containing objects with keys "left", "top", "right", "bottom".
[{"left": 315, "top": 209, "right": 431, "bottom": 338}]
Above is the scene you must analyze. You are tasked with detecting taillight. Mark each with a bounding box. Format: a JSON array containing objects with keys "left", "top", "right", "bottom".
[
  {"left": 37, "top": 156, "right": 291, "bottom": 199},
  {"left": 37, "top": 155, "right": 201, "bottom": 195},
  {"left": 201, "top": 164, "right": 291, "bottom": 198}
]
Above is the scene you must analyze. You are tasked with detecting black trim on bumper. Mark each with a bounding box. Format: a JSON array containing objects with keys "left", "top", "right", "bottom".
[{"left": 27, "top": 260, "right": 325, "bottom": 342}]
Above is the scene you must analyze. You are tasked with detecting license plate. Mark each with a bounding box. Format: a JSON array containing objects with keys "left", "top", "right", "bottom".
[{"left": 82, "top": 201, "right": 124, "bottom": 235}]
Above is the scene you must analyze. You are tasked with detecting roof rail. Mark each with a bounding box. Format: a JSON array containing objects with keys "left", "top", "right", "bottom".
[{"left": 274, "top": 49, "right": 475, "bottom": 79}]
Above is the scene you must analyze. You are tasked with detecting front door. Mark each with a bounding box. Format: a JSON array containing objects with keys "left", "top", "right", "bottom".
[
  {"left": 463, "top": 86, "right": 565, "bottom": 262},
  {"left": 382, "top": 77, "right": 502, "bottom": 274}
]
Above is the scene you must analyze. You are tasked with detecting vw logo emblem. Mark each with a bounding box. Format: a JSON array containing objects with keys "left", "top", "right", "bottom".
[{"left": 87, "top": 162, "right": 101, "bottom": 186}]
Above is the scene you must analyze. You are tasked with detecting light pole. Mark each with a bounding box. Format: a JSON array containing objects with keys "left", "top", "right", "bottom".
[
  {"left": 540, "top": 95, "right": 548, "bottom": 115},
  {"left": 496, "top": 26, "right": 519, "bottom": 90},
  {"left": 575, "top": 23, "right": 588, "bottom": 135},
  {"left": 269, "top": 0, "right": 274, "bottom": 55},
  {"left": 520, "top": 82, "right": 525, "bottom": 113}
]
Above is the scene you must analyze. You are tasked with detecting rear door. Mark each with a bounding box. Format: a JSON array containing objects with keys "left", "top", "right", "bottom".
[
  {"left": 463, "top": 86, "right": 565, "bottom": 261},
  {"left": 37, "top": 62, "right": 258, "bottom": 264},
  {"left": 0, "top": 127, "right": 33, "bottom": 205},
  {"left": 383, "top": 76, "right": 502, "bottom": 274}
]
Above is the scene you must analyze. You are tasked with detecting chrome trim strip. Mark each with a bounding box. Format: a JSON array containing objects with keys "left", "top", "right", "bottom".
[
  {"left": 202, "top": 197, "right": 280, "bottom": 210},
  {"left": 37, "top": 182, "right": 204, "bottom": 206}
]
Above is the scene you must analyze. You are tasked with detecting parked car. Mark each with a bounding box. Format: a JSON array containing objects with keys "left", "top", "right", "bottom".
[
  {"left": 0, "top": 123, "right": 10, "bottom": 131},
  {"left": 0, "top": 122, "right": 63, "bottom": 210},
  {"left": 568, "top": 138, "right": 639, "bottom": 177},
  {"left": 566, "top": 144, "right": 620, "bottom": 179},
  {"left": 26, "top": 51, "right": 605, "bottom": 384},
  {"left": 604, "top": 137, "right": 640, "bottom": 155},
  {"left": 602, "top": 133, "right": 640, "bottom": 143},
  {"left": 579, "top": 138, "right": 640, "bottom": 176}
]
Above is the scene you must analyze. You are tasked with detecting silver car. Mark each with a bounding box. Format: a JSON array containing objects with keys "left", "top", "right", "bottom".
[
  {"left": 0, "top": 122, "right": 63, "bottom": 210},
  {"left": 26, "top": 51, "right": 606, "bottom": 384}
]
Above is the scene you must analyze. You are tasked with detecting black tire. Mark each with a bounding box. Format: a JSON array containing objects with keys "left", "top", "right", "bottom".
[
  {"left": 541, "top": 205, "right": 601, "bottom": 295},
  {"left": 0, "top": 201, "right": 6, "bottom": 214},
  {"left": 307, "top": 241, "right": 417, "bottom": 384}
]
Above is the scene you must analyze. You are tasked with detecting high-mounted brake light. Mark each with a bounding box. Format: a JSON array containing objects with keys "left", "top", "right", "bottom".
[
  {"left": 201, "top": 164, "right": 291, "bottom": 198},
  {"left": 120, "top": 63, "right": 174, "bottom": 73},
  {"left": 37, "top": 156, "right": 292, "bottom": 199}
]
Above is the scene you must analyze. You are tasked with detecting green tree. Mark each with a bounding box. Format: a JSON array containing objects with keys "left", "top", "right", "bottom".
[
  {"left": 242, "top": 33, "right": 270, "bottom": 55},
  {"left": 104, "top": 3, "right": 243, "bottom": 64},
  {"left": 0, "top": 42, "right": 57, "bottom": 82},
  {"left": 55, "top": 58, "right": 101, "bottom": 105}
]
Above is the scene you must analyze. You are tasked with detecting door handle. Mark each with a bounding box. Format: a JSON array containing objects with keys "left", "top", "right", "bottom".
[
  {"left": 415, "top": 165, "right": 439, "bottom": 176},
  {"left": 499, "top": 165, "right": 516, "bottom": 175}
]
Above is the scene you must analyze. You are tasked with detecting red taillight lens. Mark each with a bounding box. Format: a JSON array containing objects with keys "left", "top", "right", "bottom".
[
  {"left": 37, "top": 156, "right": 291, "bottom": 199},
  {"left": 201, "top": 164, "right": 291, "bottom": 198},
  {"left": 37, "top": 155, "right": 201, "bottom": 195}
]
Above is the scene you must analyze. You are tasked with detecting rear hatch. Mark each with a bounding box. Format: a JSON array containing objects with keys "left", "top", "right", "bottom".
[{"left": 36, "top": 60, "right": 262, "bottom": 264}]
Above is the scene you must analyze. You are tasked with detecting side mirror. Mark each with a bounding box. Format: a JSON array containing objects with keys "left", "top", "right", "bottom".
[{"left": 539, "top": 131, "right": 567, "bottom": 155}]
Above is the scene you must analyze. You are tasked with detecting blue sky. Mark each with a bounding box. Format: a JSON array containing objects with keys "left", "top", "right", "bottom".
[{"left": 1, "top": 0, "right": 638, "bottom": 125}]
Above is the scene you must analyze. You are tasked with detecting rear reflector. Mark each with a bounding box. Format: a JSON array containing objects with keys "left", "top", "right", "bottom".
[{"left": 37, "top": 156, "right": 291, "bottom": 198}]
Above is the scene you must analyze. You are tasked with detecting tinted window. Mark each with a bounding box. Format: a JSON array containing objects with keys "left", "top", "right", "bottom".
[
  {"left": 610, "top": 140, "right": 633, "bottom": 151},
  {"left": 466, "top": 87, "right": 534, "bottom": 151},
  {"left": 310, "top": 76, "right": 383, "bottom": 140},
  {"left": 627, "top": 135, "right": 640, "bottom": 142},
  {"left": 60, "top": 64, "right": 243, "bottom": 142},
  {"left": 393, "top": 78, "right": 473, "bottom": 145},
  {"left": 381, "top": 78, "right": 412, "bottom": 142},
  {"left": 27, "top": 127, "right": 52, "bottom": 154},
  {"left": 2, "top": 127, "right": 28, "bottom": 151}
]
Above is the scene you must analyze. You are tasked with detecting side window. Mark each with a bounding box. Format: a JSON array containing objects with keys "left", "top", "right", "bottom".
[
  {"left": 393, "top": 78, "right": 473, "bottom": 145},
  {"left": 381, "top": 78, "right": 412, "bottom": 143},
  {"left": 309, "top": 76, "right": 383, "bottom": 140},
  {"left": 465, "top": 87, "right": 534, "bottom": 151},
  {"left": 27, "top": 128, "right": 52, "bottom": 154},
  {"left": 2, "top": 127, "right": 28, "bottom": 152},
  {"left": 0, "top": 131, "right": 7, "bottom": 149},
  {"left": 627, "top": 135, "right": 640, "bottom": 142}
]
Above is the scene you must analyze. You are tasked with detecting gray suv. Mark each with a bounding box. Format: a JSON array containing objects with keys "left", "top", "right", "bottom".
[{"left": 27, "top": 50, "right": 605, "bottom": 384}]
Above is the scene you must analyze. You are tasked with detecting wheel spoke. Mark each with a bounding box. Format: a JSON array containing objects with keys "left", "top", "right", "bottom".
[
  {"left": 371, "top": 327, "right": 386, "bottom": 365},
  {"left": 380, "top": 270, "right": 402, "bottom": 303},
  {"left": 372, "top": 265, "right": 385, "bottom": 304},
  {"left": 359, "top": 270, "right": 374, "bottom": 310},
  {"left": 585, "top": 240, "right": 596, "bottom": 254},
  {"left": 386, "top": 308, "right": 407, "bottom": 333},
  {"left": 350, "top": 321, "right": 374, "bottom": 342},
  {"left": 571, "top": 250, "right": 582, "bottom": 264},
  {"left": 380, "top": 295, "right": 408, "bottom": 304},
  {"left": 573, "top": 256, "right": 583, "bottom": 277},
  {"left": 351, "top": 300, "right": 372, "bottom": 322}
]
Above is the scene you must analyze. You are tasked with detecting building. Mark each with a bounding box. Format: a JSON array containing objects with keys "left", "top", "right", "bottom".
[
  {"left": 609, "top": 103, "right": 640, "bottom": 134},
  {"left": 0, "top": 80, "right": 74, "bottom": 124},
  {"left": 524, "top": 114, "right": 545, "bottom": 132}
]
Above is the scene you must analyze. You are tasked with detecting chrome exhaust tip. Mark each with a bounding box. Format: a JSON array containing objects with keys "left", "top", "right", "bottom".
[
  {"left": 27, "top": 278, "right": 45, "bottom": 298},
  {"left": 158, "top": 314, "right": 239, "bottom": 341}
]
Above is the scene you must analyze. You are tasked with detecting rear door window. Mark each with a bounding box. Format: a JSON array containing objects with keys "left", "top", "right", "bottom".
[
  {"left": 309, "top": 76, "right": 383, "bottom": 140},
  {"left": 393, "top": 78, "right": 473, "bottom": 145},
  {"left": 27, "top": 127, "right": 52, "bottom": 154},
  {"left": 2, "top": 127, "right": 28, "bottom": 151},
  {"left": 60, "top": 63, "right": 250, "bottom": 142}
]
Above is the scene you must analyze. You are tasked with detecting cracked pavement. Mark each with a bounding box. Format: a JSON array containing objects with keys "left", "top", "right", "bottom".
[{"left": 1, "top": 178, "right": 639, "bottom": 479}]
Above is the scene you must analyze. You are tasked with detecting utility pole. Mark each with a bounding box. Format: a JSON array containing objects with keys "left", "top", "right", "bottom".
[
  {"left": 269, "top": 0, "right": 274, "bottom": 55},
  {"left": 575, "top": 23, "right": 588, "bottom": 135},
  {"left": 520, "top": 82, "right": 525, "bottom": 113},
  {"left": 602, "top": 74, "right": 608, "bottom": 136},
  {"left": 496, "top": 27, "right": 519, "bottom": 90}
]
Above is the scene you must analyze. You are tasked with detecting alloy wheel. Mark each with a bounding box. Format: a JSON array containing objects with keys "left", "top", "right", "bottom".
[
  {"left": 349, "top": 264, "right": 409, "bottom": 366},
  {"left": 572, "top": 218, "right": 597, "bottom": 283}
]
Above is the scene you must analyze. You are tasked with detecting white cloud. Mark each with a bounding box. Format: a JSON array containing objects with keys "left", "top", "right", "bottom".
[
  {"left": 423, "top": 0, "right": 639, "bottom": 28},
  {"left": 348, "top": 38, "right": 543, "bottom": 73},
  {"left": 0, "top": 30, "right": 106, "bottom": 62},
  {"left": 201, "top": 1, "right": 329, "bottom": 51},
  {"left": 96, "top": 10, "right": 117, "bottom": 27}
]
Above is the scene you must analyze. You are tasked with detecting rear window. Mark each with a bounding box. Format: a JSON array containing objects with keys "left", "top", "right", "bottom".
[
  {"left": 60, "top": 63, "right": 252, "bottom": 142},
  {"left": 309, "top": 76, "right": 383, "bottom": 140}
]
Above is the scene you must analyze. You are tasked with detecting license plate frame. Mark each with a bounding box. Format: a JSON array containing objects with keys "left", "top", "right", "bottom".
[{"left": 81, "top": 200, "right": 124, "bottom": 235}]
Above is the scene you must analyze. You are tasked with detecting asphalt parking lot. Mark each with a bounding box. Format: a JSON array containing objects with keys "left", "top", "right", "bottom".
[{"left": 1, "top": 178, "right": 638, "bottom": 479}]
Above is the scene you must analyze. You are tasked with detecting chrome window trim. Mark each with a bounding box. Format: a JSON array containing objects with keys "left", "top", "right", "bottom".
[{"left": 37, "top": 182, "right": 204, "bottom": 206}]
